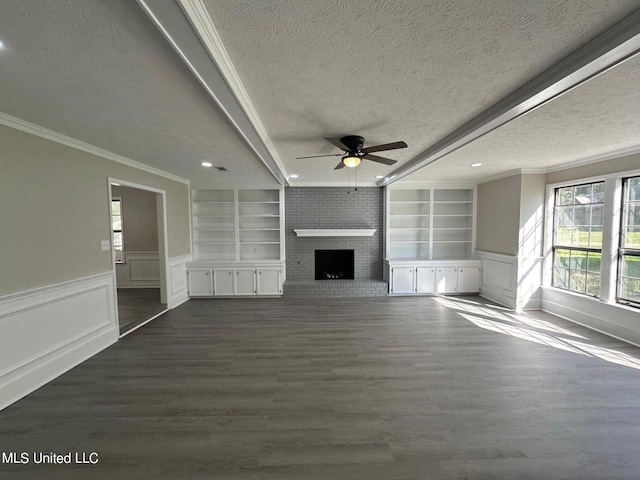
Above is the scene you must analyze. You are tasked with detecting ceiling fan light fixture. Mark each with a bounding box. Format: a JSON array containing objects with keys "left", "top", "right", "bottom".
[{"left": 342, "top": 154, "right": 361, "bottom": 168}]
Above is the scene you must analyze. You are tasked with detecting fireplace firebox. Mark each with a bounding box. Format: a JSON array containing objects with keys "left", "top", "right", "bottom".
[{"left": 315, "top": 250, "right": 354, "bottom": 280}]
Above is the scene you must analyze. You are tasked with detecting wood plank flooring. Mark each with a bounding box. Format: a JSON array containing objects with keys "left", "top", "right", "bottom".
[
  {"left": 116, "top": 288, "right": 166, "bottom": 335},
  {"left": 2, "top": 296, "right": 640, "bottom": 479}
]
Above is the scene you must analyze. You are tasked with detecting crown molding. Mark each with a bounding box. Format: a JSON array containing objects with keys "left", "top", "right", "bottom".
[
  {"left": 0, "top": 112, "right": 189, "bottom": 184},
  {"left": 544, "top": 144, "right": 640, "bottom": 173}
]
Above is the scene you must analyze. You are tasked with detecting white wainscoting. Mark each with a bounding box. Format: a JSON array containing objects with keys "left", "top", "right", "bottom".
[
  {"left": 541, "top": 287, "right": 640, "bottom": 347},
  {"left": 168, "top": 254, "right": 192, "bottom": 309},
  {"left": 477, "top": 251, "right": 518, "bottom": 309},
  {"left": 0, "top": 272, "right": 119, "bottom": 410},
  {"left": 115, "top": 252, "right": 160, "bottom": 288},
  {"left": 476, "top": 251, "right": 543, "bottom": 311}
]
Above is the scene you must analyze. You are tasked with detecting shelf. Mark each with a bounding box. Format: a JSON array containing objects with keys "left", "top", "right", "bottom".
[
  {"left": 294, "top": 229, "right": 376, "bottom": 237},
  {"left": 240, "top": 241, "right": 280, "bottom": 245},
  {"left": 432, "top": 240, "right": 472, "bottom": 243},
  {"left": 193, "top": 188, "right": 282, "bottom": 262},
  {"left": 390, "top": 214, "right": 430, "bottom": 217},
  {"left": 432, "top": 214, "right": 472, "bottom": 217},
  {"left": 390, "top": 228, "right": 430, "bottom": 230},
  {"left": 391, "top": 241, "right": 430, "bottom": 244},
  {"left": 390, "top": 201, "right": 430, "bottom": 204},
  {"left": 196, "top": 241, "right": 235, "bottom": 245}
]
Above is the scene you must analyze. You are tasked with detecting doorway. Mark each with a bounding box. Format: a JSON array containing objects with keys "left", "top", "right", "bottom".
[{"left": 109, "top": 180, "right": 168, "bottom": 336}]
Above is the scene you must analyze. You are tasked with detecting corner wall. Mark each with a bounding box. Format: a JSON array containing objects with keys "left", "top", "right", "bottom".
[{"left": 0, "top": 124, "right": 191, "bottom": 410}]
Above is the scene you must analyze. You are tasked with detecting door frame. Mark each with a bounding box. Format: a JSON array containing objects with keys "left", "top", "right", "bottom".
[{"left": 107, "top": 177, "right": 170, "bottom": 332}]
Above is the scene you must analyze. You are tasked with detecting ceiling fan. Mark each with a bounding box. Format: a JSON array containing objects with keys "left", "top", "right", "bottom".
[{"left": 296, "top": 135, "right": 407, "bottom": 170}]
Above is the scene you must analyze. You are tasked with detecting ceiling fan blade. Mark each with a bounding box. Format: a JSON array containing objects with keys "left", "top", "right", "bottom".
[
  {"left": 363, "top": 154, "right": 397, "bottom": 165},
  {"left": 324, "top": 137, "right": 349, "bottom": 151},
  {"left": 295, "top": 153, "right": 343, "bottom": 159},
  {"left": 334, "top": 160, "right": 346, "bottom": 170},
  {"left": 361, "top": 141, "right": 407, "bottom": 154}
]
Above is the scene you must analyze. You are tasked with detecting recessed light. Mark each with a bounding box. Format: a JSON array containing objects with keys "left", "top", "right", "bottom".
[
  {"left": 289, "top": 174, "right": 299, "bottom": 179},
  {"left": 375, "top": 175, "right": 384, "bottom": 179},
  {"left": 471, "top": 163, "right": 482, "bottom": 167},
  {"left": 0, "top": 40, "right": 5, "bottom": 50},
  {"left": 201, "top": 162, "right": 213, "bottom": 167}
]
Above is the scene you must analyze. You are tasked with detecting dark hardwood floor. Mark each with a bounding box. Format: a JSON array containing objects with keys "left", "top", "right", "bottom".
[
  {"left": 2, "top": 296, "right": 640, "bottom": 479},
  {"left": 116, "top": 288, "right": 166, "bottom": 335}
]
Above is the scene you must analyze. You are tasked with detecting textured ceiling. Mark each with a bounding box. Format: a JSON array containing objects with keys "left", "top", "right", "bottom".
[
  {"left": 0, "top": 0, "right": 639, "bottom": 188},
  {"left": 402, "top": 53, "right": 640, "bottom": 184},
  {"left": 200, "top": 0, "right": 640, "bottom": 185},
  {"left": 0, "top": 0, "right": 277, "bottom": 188}
]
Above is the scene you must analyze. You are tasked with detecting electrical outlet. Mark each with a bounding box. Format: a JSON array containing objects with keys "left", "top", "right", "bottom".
[{"left": 101, "top": 240, "right": 110, "bottom": 251}]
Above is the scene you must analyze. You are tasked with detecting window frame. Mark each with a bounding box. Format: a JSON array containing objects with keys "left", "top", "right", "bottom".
[
  {"left": 112, "top": 197, "right": 124, "bottom": 264},
  {"left": 617, "top": 175, "right": 640, "bottom": 308},
  {"left": 551, "top": 180, "right": 605, "bottom": 298}
]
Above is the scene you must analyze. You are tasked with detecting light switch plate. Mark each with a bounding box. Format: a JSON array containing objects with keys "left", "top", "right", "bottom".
[{"left": 101, "top": 240, "right": 110, "bottom": 251}]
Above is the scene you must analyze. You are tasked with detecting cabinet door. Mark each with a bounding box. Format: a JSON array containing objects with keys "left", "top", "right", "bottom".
[
  {"left": 391, "top": 267, "right": 415, "bottom": 294},
  {"left": 415, "top": 267, "right": 436, "bottom": 294},
  {"left": 257, "top": 268, "right": 282, "bottom": 295},
  {"left": 435, "top": 267, "right": 457, "bottom": 294},
  {"left": 188, "top": 269, "right": 213, "bottom": 296},
  {"left": 235, "top": 269, "right": 256, "bottom": 295},
  {"left": 214, "top": 269, "right": 235, "bottom": 295},
  {"left": 457, "top": 266, "right": 481, "bottom": 293}
]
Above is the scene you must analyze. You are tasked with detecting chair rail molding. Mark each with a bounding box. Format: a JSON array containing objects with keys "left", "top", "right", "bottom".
[{"left": 0, "top": 272, "right": 118, "bottom": 410}]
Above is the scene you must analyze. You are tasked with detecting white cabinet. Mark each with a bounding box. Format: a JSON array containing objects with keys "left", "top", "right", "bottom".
[
  {"left": 188, "top": 269, "right": 213, "bottom": 296},
  {"left": 214, "top": 269, "right": 235, "bottom": 295},
  {"left": 235, "top": 269, "right": 256, "bottom": 295},
  {"left": 386, "top": 260, "right": 481, "bottom": 295},
  {"left": 435, "top": 267, "right": 457, "bottom": 294},
  {"left": 188, "top": 263, "right": 284, "bottom": 297},
  {"left": 457, "top": 266, "right": 481, "bottom": 293},
  {"left": 257, "top": 268, "right": 282, "bottom": 295},
  {"left": 416, "top": 267, "right": 436, "bottom": 293}
]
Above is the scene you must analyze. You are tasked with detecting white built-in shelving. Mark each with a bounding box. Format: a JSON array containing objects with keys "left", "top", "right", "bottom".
[
  {"left": 192, "top": 188, "right": 283, "bottom": 262},
  {"left": 386, "top": 187, "right": 475, "bottom": 260}
]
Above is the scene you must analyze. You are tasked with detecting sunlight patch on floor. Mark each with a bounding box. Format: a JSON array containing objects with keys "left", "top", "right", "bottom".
[{"left": 437, "top": 297, "right": 640, "bottom": 370}]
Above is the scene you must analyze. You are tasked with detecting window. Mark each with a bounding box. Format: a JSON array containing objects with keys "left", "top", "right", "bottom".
[
  {"left": 618, "top": 176, "right": 640, "bottom": 306},
  {"left": 552, "top": 181, "right": 604, "bottom": 297},
  {"left": 112, "top": 198, "right": 123, "bottom": 263}
]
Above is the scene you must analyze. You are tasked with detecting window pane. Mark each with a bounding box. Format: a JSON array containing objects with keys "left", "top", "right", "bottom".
[
  {"left": 112, "top": 217, "right": 122, "bottom": 230},
  {"left": 590, "top": 204, "right": 603, "bottom": 226},
  {"left": 555, "top": 227, "right": 573, "bottom": 246},
  {"left": 619, "top": 254, "right": 640, "bottom": 303},
  {"left": 587, "top": 252, "right": 601, "bottom": 273},
  {"left": 569, "top": 270, "right": 586, "bottom": 294},
  {"left": 624, "top": 226, "right": 640, "bottom": 249},
  {"left": 557, "top": 187, "right": 573, "bottom": 205},
  {"left": 574, "top": 184, "right": 592, "bottom": 204},
  {"left": 574, "top": 205, "right": 589, "bottom": 226},
  {"left": 554, "top": 249, "right": 571, "bottom": 268},
  {"left": 113, "top": 232, "right": 122, "bottom": 248},
  {"left": 569, "top": 250, "right": 587, "bottom": 271},
  {"left": 586, "top": 273, "right": 600, "bottom": 297},
  {"left": 627, "top": 204, "right": 640, "bottom": 227},
  {"left": 555, "top": 206, "right": 573, "bottom": 225},
  {"left": 629, "top": 177, "right": 640, "bottom": 202},
  {"left": 589, "top": 227, "right": 602, "bottom": 249},
  {"left": 553, "top": 267, "right": 569, "bottom": 289},
  {"left": 112, "top": 200, "right": 121, "bottom": 215}
]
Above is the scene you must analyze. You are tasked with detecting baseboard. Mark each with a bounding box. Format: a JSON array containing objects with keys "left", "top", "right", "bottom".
[
  {"left": 0, "top": 272, "right": 119, "bottom": 410},
  {"left": 541, "top": 287, "right": 640, "bottom": 347},
  {"left": 479, "top": 285, "right": 517, "bottom": 310}
]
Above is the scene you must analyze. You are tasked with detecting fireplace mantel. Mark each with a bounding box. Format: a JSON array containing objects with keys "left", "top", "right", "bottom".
[{"left": 294, "top": 229, "right": 376, "bottom": 237}]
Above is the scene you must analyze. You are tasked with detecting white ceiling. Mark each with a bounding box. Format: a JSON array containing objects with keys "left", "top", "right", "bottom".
[{"left": 0, "top": 0, "right": 639, "bottom": 188}]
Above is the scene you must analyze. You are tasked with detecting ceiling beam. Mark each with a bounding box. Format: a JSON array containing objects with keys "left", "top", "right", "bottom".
[
  {"left": 378, "top": 8, "right": 640, "bottom": 186},
  {"left": 135, "top": 0, "right": 289, "bottom": 186}
]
